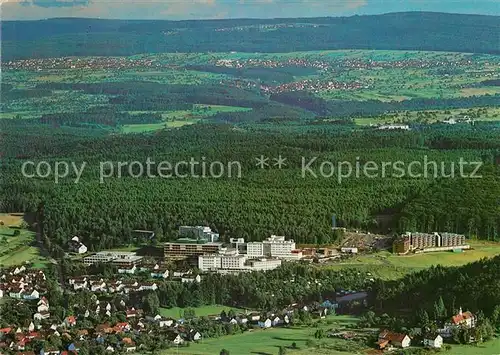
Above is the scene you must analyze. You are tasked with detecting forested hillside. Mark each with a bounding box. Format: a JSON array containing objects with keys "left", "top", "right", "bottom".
[
  {"left": 373, "top": 255, "right": 500, "bottom": 320},
  {"left": 3, "top": 12, "right": 499, "bottom": 60},
  {"left": 1, "top": 123, "right": 499, "bottom": 254}
]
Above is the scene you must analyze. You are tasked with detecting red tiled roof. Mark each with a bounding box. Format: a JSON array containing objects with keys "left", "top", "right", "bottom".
[
  {"left": 452, "top": 311, "right": 474, "bottom": 325},
  {"left": 379, "top": 330, "right": 408, "bottom": 343}
]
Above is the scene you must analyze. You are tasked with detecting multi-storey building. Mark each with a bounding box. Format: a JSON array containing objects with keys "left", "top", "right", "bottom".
[
  {"left": 164, "top": 238, "right": 223, "bottom": 260},
  {"left": 246, "top": 258, "right": 282, "bottom": 271},
  {"left": 265, "top": 235, "right": 296, "bottom": 257},
  {"left": 440, "top": 233, "right": 466, "bottom": 247},
  {"left": 198, "top": 253, "right": 281, "bottom": 273},
  {"left": 246, "top": 242, "right": 265, "bottom": 258},
  {"left": 393, "top": 235, "right": 411, "bottom": 254},
  {"left": 83, "top": 251, "right": 143, "bottom": 266},
  {"left": 410, "top": 232, "right": 439, "bottom": 249},
  {"left": 246, "top": 235, "right": 297, "bottom": 259},
  {"left": 393, "top": 232, "right": 467, "bottom": 253}
]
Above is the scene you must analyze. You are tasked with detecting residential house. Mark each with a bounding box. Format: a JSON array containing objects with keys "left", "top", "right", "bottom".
[
  {"left": 249, "top": 313, "right": 261, "bottom": 322},
  {"left": 181, "top": 275, "right": 201, "bottom": 283},
  {"left": 13, "top": 266, "right": 27, "bottom": 275},
  {"left": 159, "top": 318, "right": 175, "bottom": 328},
  {"left": 168, "top": 333, "right": 184, "bottom": 345},
  {"left": 90, "top": 281, "right": 107, "bottom": 292},
  {"left": 126, "top": 308, "right": 138, "bottom": 318},
  {"left": 0, "top": 328, "right": 12, "bottom": 336},
  {"left": 114, "top": 322, "right": 131, "bottom": 333},
  {"left": 69, "top": 238, "right": 87, "bottom": 254},
  {"left": 22, "top": 289, "right": 40, "bottom": 300},
  {"left": 150, "top": 269, "right": 169, "bottom": 279},
  {"left": 64, "top": 316, "right": 77, "bottom": 328},
  {"left": 441, "top": 307, "right": 476, "bottom": 337},
  {"left": 423, "top": 334, "right": 443, "bottom": 348},
  {"left": 76, "top": 329, "right": 89, "bottom": 340},
  {"left": 258, "top": 319, "right": 272, "bottom": 328},
  {"left": 37, "top": 297, "right": 49, "bottom": 313},
  {"left": 271, "top": 317, "right": 282, "bottom": 327},
  {"left": 139, "top": 282, "right": 157, "bottom": 291},
  {"left": 146, "top": 314, "right": 162, "bottom": 322},
  {"left": 317, "top": 307, "right": 328, "bottom": 318},
  {"left": 189, "top": 330, "right": 202, "bottom": 342},
  {"left": 236, "top": 317, "right": 248, "bottom": 325},
  {"left": 122, "top": 337, "right": 136, "bottom": 352},
  {"left": 118, "top": 265, "right": 137, "bottom": 275},
  {"left": 377, "top": 330, "right": 411, "bottom": 349}
]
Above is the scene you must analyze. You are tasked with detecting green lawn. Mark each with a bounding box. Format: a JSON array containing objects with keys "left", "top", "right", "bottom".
[
  {"left": 121, "top": 122, "right": 170, "bottom": 134},
  {"left": 162, "top": 315, "right": 361, "bottom": 355},
  {"left": 159, "top": 305, "right": 247, "bottom": 320}
]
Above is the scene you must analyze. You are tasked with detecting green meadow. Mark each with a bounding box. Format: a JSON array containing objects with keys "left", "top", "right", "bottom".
[{"left": 162, "top": 315, "right": 361, "bottom": 355}]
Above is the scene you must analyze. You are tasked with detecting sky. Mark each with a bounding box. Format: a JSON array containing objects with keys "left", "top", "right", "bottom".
[{"left": 1, "top": 0, "right": 499, "bottom": 21}]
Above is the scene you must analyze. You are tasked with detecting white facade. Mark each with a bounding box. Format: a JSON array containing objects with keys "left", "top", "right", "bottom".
[
  {"left": 424, "top": 335, "right": 443, "bottom": 348},
  {"left": 198, "top": 254, "right": 246, "bottom": 271},
  {"left": 83, "top": 251, "right": 142, "bottom": 266},
  {"left": 198, "top": 255, "right": 221, "bottom": 271},
  {"left": 247, "top": 235, "right": 297, "bottom": 259},
  {"left": 246, "top": 258, "right": 282, "bottom": 271},
  {"left": 341, "top": 247, "right": 358, "bottom": 254},
  {"left": 221, "top": 255, "right": 246, "bottom": 270},
  {"left": 198, "top": 254, "right": 281, "bottom": 272},
  {"left": 247, "top": 242, "right": 264, "bottom": 257},
  {"left": 76, "top": 244, "right": 88, "bottom": 254}
]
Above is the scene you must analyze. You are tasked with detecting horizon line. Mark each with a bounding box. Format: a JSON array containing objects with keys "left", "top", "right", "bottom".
[{"left": 3, "top": 10, "right": 499, "bottom": 22}]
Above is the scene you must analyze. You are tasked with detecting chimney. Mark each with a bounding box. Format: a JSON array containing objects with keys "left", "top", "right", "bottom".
[{"left": 459, "top": 307, "right": 463, "bottom": 315}]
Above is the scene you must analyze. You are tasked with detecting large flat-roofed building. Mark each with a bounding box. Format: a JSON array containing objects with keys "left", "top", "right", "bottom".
[
  {"left": 164, "top": 238, "right": 223, "bottom": 260},
  {"left": 198, "top": 253, "right": 281, "bottom": 273},
  {"left": 83, "top": 251, "right": 143, "bottom": 266},
  {"left": 265, "top": 235, "right": 296, "bottom": 257},
  {"left": 246, "top": 258, "right": 282, "bottom": 271},
  {"left": 246, "top": 235, "right": 297, "bottom": 259},
  {"left": 179, "top": 226, "right": 219, "bottom": 243}
]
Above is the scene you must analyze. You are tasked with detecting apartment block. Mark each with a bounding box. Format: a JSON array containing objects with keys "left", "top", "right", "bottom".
[{"left": 164, "top": 239, "right": 223, "bottom": 260}]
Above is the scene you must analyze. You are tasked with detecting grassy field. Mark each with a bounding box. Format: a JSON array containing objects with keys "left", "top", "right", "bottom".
[
  {"left": 353, "top": 107, "right": 500, "bottom": 126},
  {"left": 0, "top": 226, "right": 45, "bottom": 267},
  {"left": 325, "top": 241, "right": 500, "bottom": 280},
  {"left": 121, "top": 105, "right": 251, "bottom": 133},
  {"left": 444, "top": 337, "right": 500, "bottom": 355},
  {"left": 159, "top": 305, "right": 247, "bottom": 320},
  {"left": 161, "top": 315, "right": 362, "bottom": 355}
]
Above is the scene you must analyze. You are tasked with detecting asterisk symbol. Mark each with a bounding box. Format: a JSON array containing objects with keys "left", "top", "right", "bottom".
[
  {"left": 255, "top": 155, "right": 269, "bottom": 169},
  {"left": 273, "top": 155, "right": 287, "bottom": 169}
]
